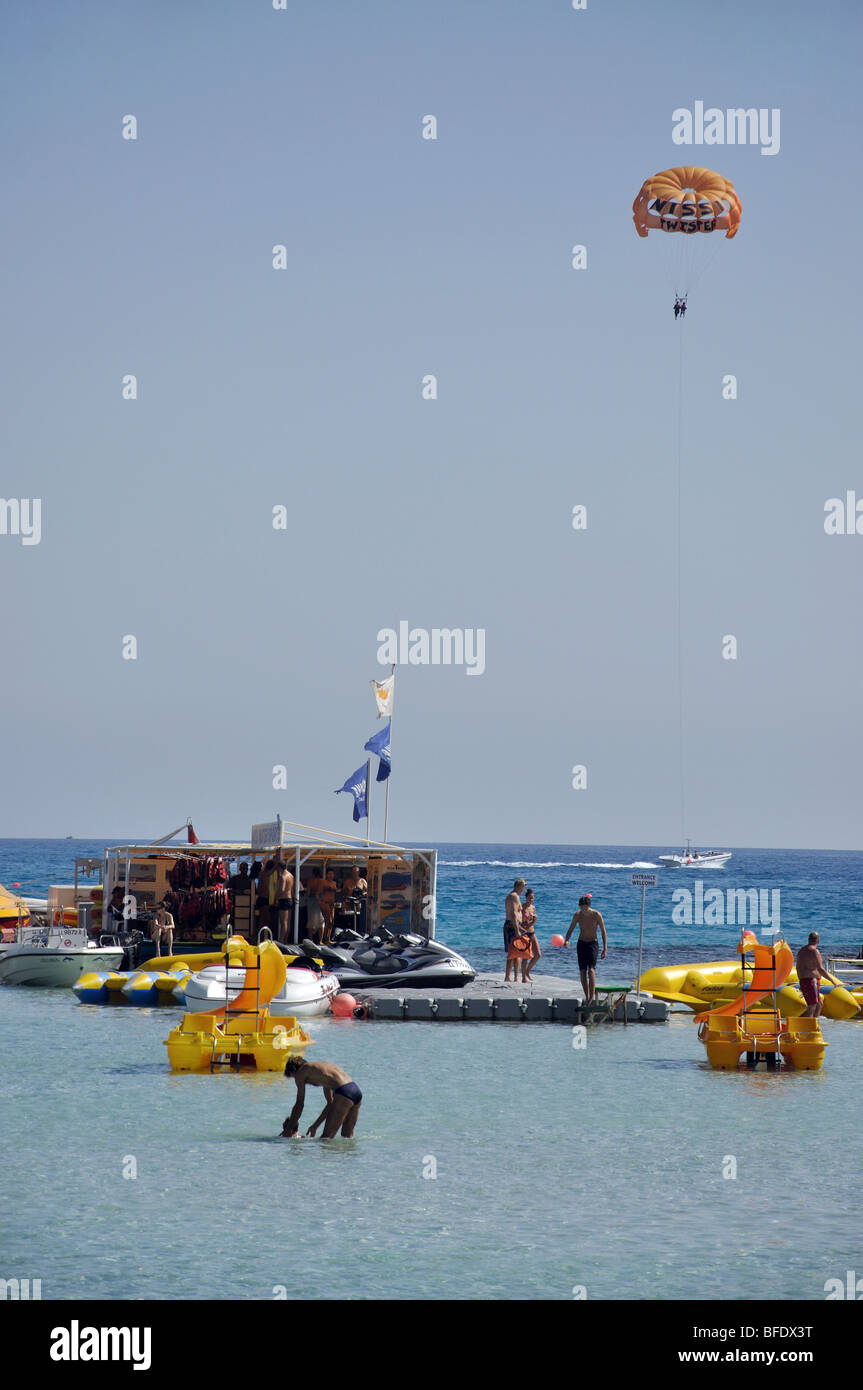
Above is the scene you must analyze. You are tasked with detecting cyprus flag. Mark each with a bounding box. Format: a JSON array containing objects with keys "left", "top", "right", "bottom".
[{"left": 371, "top": 675, "right": 394, "bottom": 719}]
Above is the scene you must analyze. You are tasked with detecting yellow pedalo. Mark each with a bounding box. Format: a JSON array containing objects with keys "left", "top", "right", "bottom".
[
  {"left": 164, "top": 937, "right": 312, "bottom": 1073},
  {"left": 697, "top": 1014, "right": 747, "bottom": 1070},
  {"left": 165, "top": 1011, "right": 311, "bottom": 1072},
  {"left": 696, "top": 935, "right": 828, "bottom": 1072},
  {"left": 779, "top": 1016, "right": 828, "bottom": 1071}
]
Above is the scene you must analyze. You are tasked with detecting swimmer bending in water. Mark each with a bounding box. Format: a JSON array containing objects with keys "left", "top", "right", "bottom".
[{"left": 282, "top": 1057, "right": 363, "bottom": 1138}]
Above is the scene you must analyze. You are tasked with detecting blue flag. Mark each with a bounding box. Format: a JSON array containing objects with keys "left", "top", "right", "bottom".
[
  {"left": 364, "top": 721, "right": 391, "bottom": 782},
  {"left": 335, "top": 764, "right": 368, "bottom": 822}
]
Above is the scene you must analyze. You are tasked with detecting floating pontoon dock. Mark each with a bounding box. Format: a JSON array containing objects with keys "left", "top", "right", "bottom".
[{"left": 356, "top": 974, "right": 669, "bottom": 1023}]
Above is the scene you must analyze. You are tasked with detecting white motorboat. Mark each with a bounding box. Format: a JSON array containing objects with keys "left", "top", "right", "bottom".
[
  {"left": 183, "top": 961, "right": 340, "bottom": 1017},
  {"left": 0, "top": 927, "right": 124, "bottom": 987},
  {"left": 658, "top": 843, "right": 732, "bottom": 869}
]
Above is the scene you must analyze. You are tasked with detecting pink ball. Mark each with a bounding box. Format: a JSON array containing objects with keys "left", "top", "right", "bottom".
[
  {"left": 550, "top": 934, "right": 565, "bottom": 947},
  {"left": 331, "top": 993, "right": 358, "bottom": 1017}
]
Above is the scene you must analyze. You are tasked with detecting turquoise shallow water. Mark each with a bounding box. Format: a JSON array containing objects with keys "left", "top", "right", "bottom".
[
  {"left": 2, "top": 985, "right": 862, "bottom": 1301},
  {"left": 3, "top": 840, "right": 862, "bottom": 1301}
]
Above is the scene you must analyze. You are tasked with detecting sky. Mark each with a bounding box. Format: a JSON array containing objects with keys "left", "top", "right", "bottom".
[{"left": 2, "top": 0, "right": 861, "bottom": 848}]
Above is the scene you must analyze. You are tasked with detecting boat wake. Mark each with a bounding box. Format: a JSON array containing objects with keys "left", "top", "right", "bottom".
[{"left": 441, "top": 860, "right": 661, "bottom": 870}]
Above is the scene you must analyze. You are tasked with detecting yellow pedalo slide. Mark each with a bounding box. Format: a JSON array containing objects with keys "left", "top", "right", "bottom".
[
  {"left": 164, "top": 936, "right": 312, "bottom": 1072},
  {"left": 695, "top": 936, "right": 828, "bottom": 1071}
]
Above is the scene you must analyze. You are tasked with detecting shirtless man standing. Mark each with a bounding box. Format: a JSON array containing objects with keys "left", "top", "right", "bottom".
[
  {"left": 282, "top": 1058, "right": 363, "bottom": 1138},
  {"left": 564, "top": 893, "right": 608, "bottom": 1004},
  {"left": 795, "top": 932, "right": 840, "bottom": 1017},
  {"left": 151, "top": 900, "right": 175, "bottom": 957},
  {"left": 304, "top": 868, "right": 328, "bottom": 944},
  {"left": 255, "top": 859, "right": 274, "bottom": 932},
  {"left": 320, "top": 870, "right": 339, "bottom": 943},
  {"left": 504, "top": 878, "right": 526, "bottom": 982},
  {"left": 274, "top": 860, "right": 295, "bottom": 944},
  {"left": 522, "top": 888, "right": 540, "bottom": 981}
]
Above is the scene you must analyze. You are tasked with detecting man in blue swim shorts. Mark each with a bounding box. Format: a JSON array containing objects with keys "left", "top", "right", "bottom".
[
  {"left": 282, "top": 1058, "right": 363, "bottom": 1138},
  {"left": 563, "top": 893, "right": 608, "bottom": 1004}
]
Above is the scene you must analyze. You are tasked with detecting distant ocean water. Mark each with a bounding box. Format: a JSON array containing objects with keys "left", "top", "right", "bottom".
[
  {"left": 427, "top": 843, "right": 863, "bottom": 979},
  {"left": 435, "top": 836, "right": 860, "bottom": 918}
]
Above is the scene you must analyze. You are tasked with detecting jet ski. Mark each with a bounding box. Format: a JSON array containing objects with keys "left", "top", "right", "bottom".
[{"left": 300, "top": 928, "right": 475, "bottom": 990}]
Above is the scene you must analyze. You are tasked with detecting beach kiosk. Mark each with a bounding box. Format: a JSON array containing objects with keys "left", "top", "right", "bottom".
[
  {"left": 249, "top": 817, "right": 437, "bottom": 944},
  {"left": 100, "top": 818, "right": 437, "bottom": 953}
]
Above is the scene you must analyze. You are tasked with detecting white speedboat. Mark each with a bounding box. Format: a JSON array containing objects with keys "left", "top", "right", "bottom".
[
  {"left": 658, "top": 844, "right": 732, "bottom": 869},
  {"left": 183, "top": 961, "right": 340, "bottom": 1017},
  {"left": 0, "top": 927, "right": 124, "bottom": 987}
]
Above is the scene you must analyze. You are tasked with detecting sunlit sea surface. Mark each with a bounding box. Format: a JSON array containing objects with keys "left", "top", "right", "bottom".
[{"left": 1, "top": 841, "right": 861, "bottom": 1300}]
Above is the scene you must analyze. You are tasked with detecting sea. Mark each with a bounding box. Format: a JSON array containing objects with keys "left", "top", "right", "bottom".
[{"left": 1, "top": 840, "right": 862, "bottom": 1302}]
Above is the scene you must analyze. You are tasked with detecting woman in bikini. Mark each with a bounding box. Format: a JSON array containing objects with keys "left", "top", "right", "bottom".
[
  {"left": 506, "top": 917, "right": 534, "bottom": 984},
  {"left": 522, "top": 888, "right": 541, "bottom": 980}
]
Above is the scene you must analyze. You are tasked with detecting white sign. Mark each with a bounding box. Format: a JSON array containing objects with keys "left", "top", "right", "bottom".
[
  {"left": 631, "top": 873, "right": 657, "bottom": 887},
  {"left": 48, "top": 927, "right": 87, "bottom": 947},
  {"left": 251, "top": 820, "right": 281, "bottom": 849}
]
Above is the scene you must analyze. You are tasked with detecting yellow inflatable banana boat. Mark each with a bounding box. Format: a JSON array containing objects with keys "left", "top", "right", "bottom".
[
  {"left": 73, "top": 944, "right": 326, "bottom": 1008},
  {"left": 0, "top": 881, "right": 30, "bottom": 936},
  {"left": 639, "top": 961, "right": 861, "bottom": 1020},
  {"left": 144, "top": 949, "right": 238, "bottom": 973}
]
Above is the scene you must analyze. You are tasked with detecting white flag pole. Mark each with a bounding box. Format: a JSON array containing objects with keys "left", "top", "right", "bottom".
[
  {"left": 383, "top": 664, "right": 395, "bottom": 843},
  {"left": 364, "top": 758, "right": 372, "bottom": 847}
]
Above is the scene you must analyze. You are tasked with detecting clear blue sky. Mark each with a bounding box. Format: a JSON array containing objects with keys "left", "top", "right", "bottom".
[{"left": 2, "top": 0, "right": 861, "bottom": 847}]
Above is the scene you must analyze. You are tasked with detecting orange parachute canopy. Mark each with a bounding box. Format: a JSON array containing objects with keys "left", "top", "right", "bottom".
[{"left": 633, "top": 166, "right": 741, "bottom": 239}]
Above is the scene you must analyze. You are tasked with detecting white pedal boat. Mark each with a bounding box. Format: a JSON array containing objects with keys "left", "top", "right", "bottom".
[{"left": 183, "top": 962, "right": 340, "bottom": 1017}]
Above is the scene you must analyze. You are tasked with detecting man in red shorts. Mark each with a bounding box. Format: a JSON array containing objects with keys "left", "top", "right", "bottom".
[{"left": 795, "top": 932, "right": 840, "bottom": 1017}]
